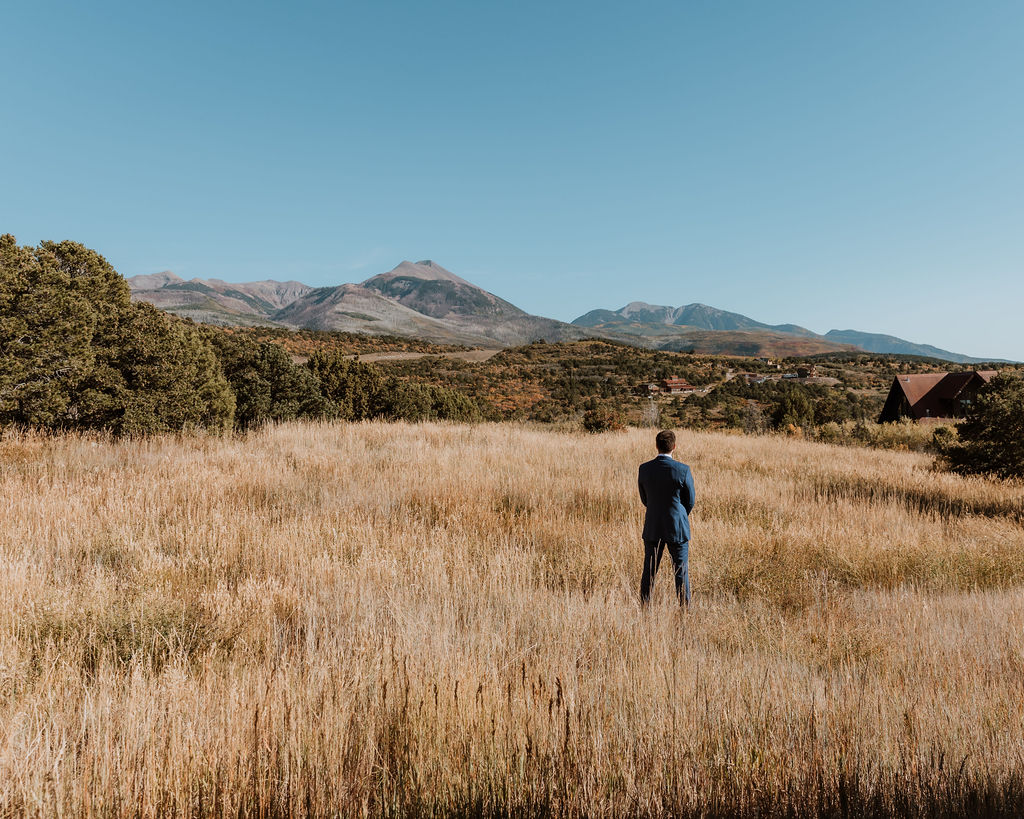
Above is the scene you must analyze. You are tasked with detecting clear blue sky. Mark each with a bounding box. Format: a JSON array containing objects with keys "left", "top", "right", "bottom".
[{"left": 2, "top": 1, "right": 1022, "bottom": 359}]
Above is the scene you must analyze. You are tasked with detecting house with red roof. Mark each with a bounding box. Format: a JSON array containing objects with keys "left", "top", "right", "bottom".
[{"left": 878, "top": 371, "right": 997, "bottom": 423}]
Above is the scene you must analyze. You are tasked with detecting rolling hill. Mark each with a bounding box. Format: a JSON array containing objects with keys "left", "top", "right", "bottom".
[{"left": 822, "top": 329, "right": 992, "bottom": 364}]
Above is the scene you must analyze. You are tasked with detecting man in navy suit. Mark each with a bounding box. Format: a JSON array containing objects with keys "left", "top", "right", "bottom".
[{"left": 638, "top": 429, "right": 695, "bottom": 605}]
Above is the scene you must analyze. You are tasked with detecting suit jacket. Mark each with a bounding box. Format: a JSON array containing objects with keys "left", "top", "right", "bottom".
[{"left": 638, "top": 454, "right": 695, "bottom": 543}]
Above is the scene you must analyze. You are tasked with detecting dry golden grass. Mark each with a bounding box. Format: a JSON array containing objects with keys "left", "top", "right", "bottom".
[{"left": 2, "top": 422, "right": 1024, "bottom": 817}]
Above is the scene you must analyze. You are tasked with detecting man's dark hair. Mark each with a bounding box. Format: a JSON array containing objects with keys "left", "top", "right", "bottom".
[{"left": 655, "top": 429, "right": 676, "bottom": 453}]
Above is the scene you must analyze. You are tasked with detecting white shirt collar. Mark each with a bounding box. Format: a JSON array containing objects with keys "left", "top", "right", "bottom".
[{"left": 657, "top": 452, "right": 674, "bottom": 459}]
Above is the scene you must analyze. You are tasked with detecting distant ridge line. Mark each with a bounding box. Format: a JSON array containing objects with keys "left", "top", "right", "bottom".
[{"left": 126, "top": 262, "right": 1002, "bottom": 362}]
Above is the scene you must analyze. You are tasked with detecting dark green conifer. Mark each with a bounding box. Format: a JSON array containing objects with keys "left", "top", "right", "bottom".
[{"left": 939, "top": 374, "right": 1024, "bottom": 480}]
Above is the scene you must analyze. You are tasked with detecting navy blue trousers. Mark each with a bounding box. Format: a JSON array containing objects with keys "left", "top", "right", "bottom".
[{"left": 640, "top": 539, "right": 690, "bottom": 605}]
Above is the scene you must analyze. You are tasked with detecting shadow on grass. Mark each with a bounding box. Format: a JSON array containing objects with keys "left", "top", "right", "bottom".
[{"left": 806, "top": 474, "right": 1024, "bottom": 525}]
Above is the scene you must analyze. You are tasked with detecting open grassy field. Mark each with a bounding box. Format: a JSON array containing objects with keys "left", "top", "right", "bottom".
[{"left": 2, "top": 422, "right": 1024, "bottom": 817}]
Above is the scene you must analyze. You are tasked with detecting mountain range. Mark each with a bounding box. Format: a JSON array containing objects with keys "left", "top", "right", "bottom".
[
  {"left": 127, "top": 261, "right": 995, "bottom": 362},
  {"left": 572, "top": 302, "right": 993, "bottom": 363},
  {"left": 128, "top": 261, "right": 593, "bottom": 347}
]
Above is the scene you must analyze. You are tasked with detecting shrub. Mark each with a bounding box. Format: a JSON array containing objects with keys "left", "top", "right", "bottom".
[
  {"left": 380, "top": 379, "right": 480, "bottom": 423},
  {"left": 931, "top": 424, "right": 958, "bottom": 453},
  {"left": 207, "top": 333, "right": 326, "bottom": 427},
  {"left": 808, "top": 419, "right": 938, "bottom": 452},
  {"left": 939, "top": 374, "right": 1024, "bottom": 480},
  {"left": 306, "top": 351, "right": 385, "bottom": 420},
  {"left": 771, "top": 386, "right": 815, "bottom": 429},
  {"left": 581, "top": 407, "right": 624, "bottom": 433}
]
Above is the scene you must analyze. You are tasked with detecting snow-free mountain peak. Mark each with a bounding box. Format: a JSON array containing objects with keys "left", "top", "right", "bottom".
[
  {"left": 362, "top": 259, "right": 470, "bottom": 287},
  {"left": 126, "top": 261, "right": 994, "bottom": 361},
  {"left": 360, "top": 260, "right": 527, "bottom": 321}
]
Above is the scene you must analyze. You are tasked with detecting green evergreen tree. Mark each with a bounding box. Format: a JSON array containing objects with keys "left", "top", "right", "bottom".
[
  {"left": 424, "top": 382, "right": 479, "bottom": 422},
  {"left": 207, "top": 331, "right": 328, "bottom": 427},
  {"left": 0, "top": 235, "right": 234, "bottom": 434},
  {"left": 0, "top": 235, "right": 97, "bottom": 427},
  {"left": 307, "top": 351, "right": 385, "bottom": 420},
  {"left": 771, "top": 385, "right": 815, "bottom": 429},
  {"left": 383, "top": 379, "right": 434, "bottom": 421},
  {"left": 110, "top": 303, "right": 235, "bottom": 434},
  {"left": 42, "top": 240, "right": 136, "bottom": 428},
  {"left": 307, "top": 351, "right": 479, "bottom": 423},
  {"left": 813, "top": 394, "right": 852, "bottom": 426},
  {"left": 940, "top": 374, "right": 1024, "bottom": 480}
]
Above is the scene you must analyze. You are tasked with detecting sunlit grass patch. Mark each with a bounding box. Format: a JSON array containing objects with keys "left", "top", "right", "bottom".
[{"left": 2, "top": 422, "right": 1023, "bottom": 817}]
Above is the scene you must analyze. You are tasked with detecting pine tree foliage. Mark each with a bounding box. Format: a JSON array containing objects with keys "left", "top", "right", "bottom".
[
  {"left": 111, "top": 303, "right": 235, "bottom": 434},
  {"left": 379, "top": 378, "right": 479, "bottom": 422},
  {"left": 204, "top": 331, "right": 328, "bottom": 427},
  {"left": 1, "top": 235, "right": 481, "bottom": 435},
  {"left": 0, "top": 235, "right": 97, "bottom": 426},
  {"left": 307, "top": 350, "right": 480, "bottom": 423},
  {"left": 0, "top": 235, "right": 233, "bottom": 434},
  {"left": 940, "top": 374, "right": 1024, "bottom": 480},
  {"left": 307, "top": 351, "right": 385, "bottom": 421}
]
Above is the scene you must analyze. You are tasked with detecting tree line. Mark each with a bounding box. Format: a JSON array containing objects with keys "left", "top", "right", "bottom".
[
  {"left": 3, "top": 235, "right": 1021, "bottom": 479},
  {"left": 0, "top": 236, "right": 478, "bottom": 435}
]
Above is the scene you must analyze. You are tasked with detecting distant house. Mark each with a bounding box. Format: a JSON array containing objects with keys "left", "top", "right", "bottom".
[
  {"left": 633, "top": 376, "right": 696, "bottom": 396},
  {"left": 879, "top": 371, "right": 997, "bottom": 423},
  {"left": 660, "top": 376, "right": 695, "bottom": 394}
]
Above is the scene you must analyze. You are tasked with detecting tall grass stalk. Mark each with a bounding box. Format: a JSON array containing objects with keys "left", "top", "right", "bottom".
[{"left": 2, "top": 423, "right": 1023, "bottom": 817}]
